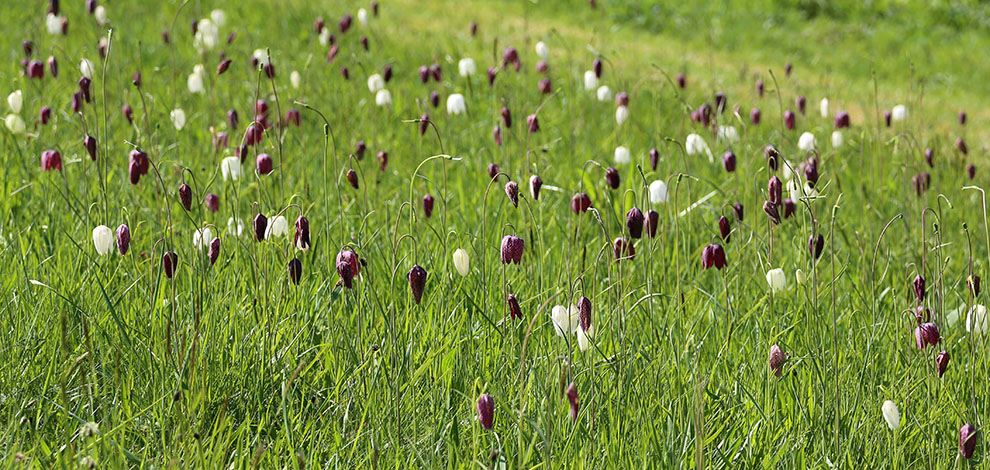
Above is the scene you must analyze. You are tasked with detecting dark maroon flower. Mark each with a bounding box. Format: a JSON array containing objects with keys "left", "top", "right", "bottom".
[
  {"left": 347, "top": 169, "right": 359, "bottom": 189},
  {"left": 470, "top": 21, "right": 477, "bottom": 36},
  {"left": 253, "top": 213, "right": 268, "bottom": 241},
  {"left": 327, "top": 45, "right": 339, "bottom": 63},
  {"left": 502, "top": 47, "right": 519, "bottom": 68},
  {"left": 354, "top": 141, "right": 367, "bottom": 160},
  {"left": 419, "top": 65, "right": 429, "bottom": 83},
  {"left": 429, "top": 63, "right": 442, "bottom": 82},
  {"left": 116, "top": 224, "right": 130, "bottom": 255},
  {"left": 763, "top": 201, "right": 780, "bottom": 225},
  {"left": 615, "top": 92, "right": 629, "bottom": 107},
  {"left": 245, "top": 122, "right": 264, "bottom": 146},
  {"left": 593, "top": 59, "right": 603, "bottom": 78},
  {"left": 500, "top": 235, "right": 524, "bottom": 264},
  {"left": 162, "top": 251, "right": 178, "bottom": 279},
  {"left": 60, "top": 17, "right": 69, "bottom": 35},
  {"left": 487, "top": 67, "right": 497, "bottom": 86},
  {"left": 784, "top": 110, "right": 795, "bottom": 130},
  {"left": 71, "top": 92, "right": 83, "bottom": 113},
  {"left": 477, "top": 394, "right": 494, "bottom": 430},
  {"left": 804, "top": 158, "right": 819, "bottom": 186},
  {"left": 769, "top": 344, "right": 786, "bottom": 376},
  {"left": 676, "top": 73, "right": 685, "bottom": 88},
  {"left": 161, "top": 29, "right": 170, "bottom": 44},
  {"left": 526, "top": 114, "right": 539, "bottom": 133},
  {"left": 383, "top": 64, "right": 393, "bottom": 82},
  {"left": 129, "top": 160, "right": 141, "bottom": 185},
  {"left": 536, "top": 61, "right": 548, "bottom": 74},
  {"left": 505, "top": 181, "right": 519, "bottom": 208},
  {"left": 645, "top": 210, "right": 659, "bottom": 238},
  {"left": 377, "top": 151, "right": 388, "bottom": 172},
  {"left": 408, "top": 264, "right": 427, "bottom": 304},
  {"left": 913, "top": 275, "right": 926, "bottom": 303},
  {"left": 209, "top": 237, "right": 220, "bottom": 265},
  {"left": 429, "top": 91, "right": 440, "bottom": 108},
  {"left": 336, "top": 259, "right": 354, "bottom": 289},
  {"left": 719, "top": 216, "right": 731, "bottom": 242},
  {"left": 191, "top": 19, "right": 199, "bottom": 35},
  {"left": 768, "top": 176, "right": 783, "bottom": 205},
  {"left": 701, "top": 244, "right": 726, "bottom": 270},
  {"left": 337, "top": 249, "right": 361, "bottom": 278},
  {"left": 501, "top": 107, "right": 512, "bottom": 128},
  {"left": 213, "top": 132, "right": 228, "bottom": 150},
  {"left": 492, "top": 125, "right": 502, "bottom": 146},
  {"left": 578, "top": 296, "right": 592, "bottom": 332},
  {"left": 28, "top": 60, "right": 43, "bottom": 79},
  {"left": 22, "top": 39, "right": 33, "bottom": 57},
  {"left": 613, "top": 237, "right": 634, "bottom": 261},
  {"left": 339, "top": 13, "right": 352, "bottom": 33},
  {"left": 255, "top": 99, "right": 269, "bottom": 119},
  {"left": 40, "top": 106, "right": 52, "bottom": 125},
  {"left": 227, "top": 109, "right": 239, "bottom": 130},
  {"left": 294, "top": 216, "right": 310, "bottom": 251},
  {"left": 360, "top": 36, "right": 369, "bottom": 50},
  {"left": 422, "top": 194, "right": 435, "bottom": 218},
  {"left": 969, "top": 274, "right": 981, "bottom": 298},
  {"left": 782, "top": 199, "right": 796, "bottom": 219},
  {"left": 226, "top": 32, "right": 236, "bottom": 45},
  {"left": 78, "top": 77, "right": 91, "bottom": 102},
  {"left": 507, "top": 294, "right": 522, "bottom": 320},
  {"left": 530, "top": 175, "right": 542, "bottom": 200},
  {"left": 968, "top": 164, "right": 976, "bottom": 180},
  {"left": 803, "top": 234, "right": 823, "bottom": 260},
  {"left": 765, "top": 145, "right": 779, "bottom": 171},
  {"left": 722, "top": 151, "right": 736, "bottom": 172},
  {"left": 605, "top": 167, "right": 620, "bottom": 189},
  {"left": 256, "top": 153, "right": 273, "bottom": 175},
  {"left": 314, "top": 17, "right": 325, "bottom": 33},
  {"left": 913, "top": 172, "right": 930, "bottom": 196},
  {"left": 797, "top": 96, "right": 806, "bottom": 115},
  {"left": 205, "top": 193, "right": 219, "bottom": 213},
  {"left": 82, "top": 135, "right": 97, "bottom": 161},
  {"left": 959, "top": 111, "right": 967, "bottom": 126},
  {"left": 178, "top": 184, "right": 192, "bottom": 211},
  {"left": 571, "top": 193, "right": 592, "bottom": 214},
  {"left": 487, "top": 163, "right": 500, "bottom": 180},
  {"left": 132, "top": 71, "right": 142, "bottom": 88},
  {"left": 217, "top": 59, "right": 232, "bottom": 75},
  {"left": 288, "top": 258, "right": 303, "bottom": 285},
  {"left": 48, "top": 55, "right": 58, "bottom": 78},
  {"left": 915, "top": 305, "right": 931, "bottom": 324},
  {"left": 537, "top": 78, "right": 551, "bottom": 94},
  {"left": 121, "top": 104, "right": 132, "bottom": 124},
  {"left": 237, "top": 145, "right": 248, "bottom": 162},
  {"left": 936, "top": 351, "right": 949, "bottom": 378},
  {"left": 924, "top": 148, "right": 934, "bottom": 167},
  {"left": 883, "top": 110, "right": 892, "bottom": 127},
  {"left": 732, "top": 202, "right": 744, "bottom": 221},
  {"left": 41, "top": 150, "right": 61, "bottom": 172},
  {"left": 567, "top": 382, "right": 579, "bottom": 421},
  {"left": 714, "top": 92, "right": 727, "bottom": 113},
  {"left": 756, "top": 79, "right": 764, "bottom": 97},
  {"left": 785, "top": 62, "right": 793, "bottom": 76},
  {"left": 834, "top": 111, "right": 850, "bottom": 129},
  {"left": 959, "top": 424, "right": 977, "bottom": 459},
  {"left": 649, "top": 148, "right": 659, "bottom": 170},
  {"left": 750, "top": 108, "right": 761, "bottom": 125},
  {"left": 915, "top": 322, "right": 939, "bottom": 349},
  {"left": 625, "top": 207, "right": 645, "bottom": 239},
  {"left": 419, "top": 114, "right": 429, "bottom": 136}
]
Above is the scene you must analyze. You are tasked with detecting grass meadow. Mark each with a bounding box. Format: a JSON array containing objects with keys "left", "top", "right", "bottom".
[{"left": 1, "top": 0, "right": 989, "bottom": 467}]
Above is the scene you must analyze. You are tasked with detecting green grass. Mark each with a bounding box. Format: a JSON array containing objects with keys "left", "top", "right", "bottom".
[{"left": 1, "top": 0, "right": 988, "bottom": 467}]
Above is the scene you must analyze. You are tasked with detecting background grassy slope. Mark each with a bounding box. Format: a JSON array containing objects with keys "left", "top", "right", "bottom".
[{"left": 0, "top": 0, "right": 988, "bottom": 468}]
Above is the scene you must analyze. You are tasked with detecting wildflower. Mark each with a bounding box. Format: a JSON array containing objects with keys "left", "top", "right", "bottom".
[
  {"left": 41, "top": 149, "right": 62, "bottom": 171},
  {"left": 529, "top": 175, "right": 542, "bottom": 200},
  {"left": 48, "top": 55, "right": 58, "bottom": 77},
  {"left": 40, "top": 106, "right": 52, "bottom": 125},
  {"left": 593, "top": 58, "right": 603, "bottom": 77},
  {"left": 797, "top": 96, "right": 806, "bottom": 114},
  {"left": 458, "top": 58, "right": 476, "bottom": 77},
  {"left": 170, "top": 108, "right": 186, "bottom": 130},
  {"left": 914, "top": 322, "right": 939, "bottom": 349},
  {"left": 751, "top": 108, "right": 761, "bottom": 124},
  {"left": 769, "top": 344, "right": 786, "bottom": 377},
  {"left": 500, "top": 235, "right": 524, "bottom": 264},
  {"left": 959, "top": 111, "right": 967, "bottom": 125},
  {"left": 605, "top": 167, "right": 620, "bottom": 189},
  {"left": 722, "top": 151, "right": 736, "bottom": 172},
  {"left": 701, "top": 244, "right": 726, "bottom": 270},
  {"left": 290, "top": 71, "right": 301, "bottom": 89},
  {"left": 357, "top": 8, "right": 369, "bottom": 26},
  {"left": 913, "top": 275, "right": 926, "bottom": 303},
  {"left": 784, "top": 110, "right": 795, "bottom": 130},
  {"left": 831, "top": 130, "right": 844, "bottom": 148},
  {"left": 583, "top": 70, "right": 598, "bottom": 90},
  {"left": 808, "top": 234, "right": 824, "bottom": 259},
  {"left": 550, "top": 304, "right": 579, "bottom": 337},
  {"left": 959, "top": 424, "right": 977, "bottom": 459},
  {"left": 507, "top": 294, "right": 522, "bottom": 320},
  {"left": 819, "top": 98, "right": 829, "bottom": 118},
  {"left": 116, "top": 225, "right": 130, "bottom": 255},
  {"left": 766, "top": 268, "right": 786, "bottom": 292},
  {"left": 685, "top": 134, "right": 713, "bottom": 162},
  {"left": 162, "top": 251, "right": 178, "bottom": 278},
  {"left": 7, "top": 90, "right": 22, "bottom": 114},
  {"left": 936, "top": 351, "right": 949, "bottom": 378},
  {"left": 967, "top": 304, "right": 988, "bottom": 335},
  {"left": 597, "top": 85, "right": 612, "bottom": 102},
  {"left": 649, "top": 148, "right": 660, "bottom": 170},
  {"left": 891, "top": 104, "right": 907, "bottom": 121},
  {"left": 834, "top": 111, "right": 850, "bottom": 129},
  {"left": 453, "top": 248, "right": 470, "bottom": 276},
  {"left": 408, "top": 264, "right": 427, "bottom": 304},
  {"left": 193, "top": 18, "right": 218, "bottom": 51},
  {"left": 220, "top": 156, "right": 242, "bottom": 181},
  {"left": 567, "top": 383, "right": 580, "bottom": 420},
  {"left": 649, "top": 180, "right": 668, "bottom": 204},
  {"left": 446, "top": 94, "right": 466, "bottom": 115},
  {"left": 505, "top": 181, "right": 519, "bottom": 207},
  {"left": 614, "top": 146, "right": 631, "bottom": 164},
  {"left": 645, "top": 210, "right": 659, "bottom": 238},
  {"left": 5, "top": 114, "right": 26, "bottom": 134},
  {"left": 347, "top": 169, "right": 359, "bottom": 189},
  {"left": 527, "top": 114, "right": 540, "bottom": 133},
  {"left": 193, "top": 227, "right": 214, "bottom": 250},
  {"left": 256, "top": 153, "right": 273, "bottom": 175},
  {"left": 719, "top": 216, "right": 731, "bottom": 242},
  {"left": 956, "top": 137, "right": 968, "bottom": 155},
  {"left": 375, "top": 89, "right": 392, "bottom": 107},
  {"left": 422, "top": 194, "right": 434, "bottom": 218},
  {"left": 288, "top": 258, "right": 302, "bottom": 285},
  {"left": 881, "top": 400, "right": 900, "bottom": 431},
  {"left": 477, "top": 394, "right": 494, "bottom": 430},
  {"left": 969, "top": 274, "right": 981, "bottom": 298},
  {"left": 188, "top": 66, "right": 205, "bottom": 92},
  {"left": 615, "top": 105, "right": 629, "bottom": 125},
  {"left": 294, "top": 216, "right": 310, "bottom": 251},
  {"left": 266, "top": 215, "right": 289, "bottom": 239},
  {"left": 732, "top": 202, "right": 744, "bottom": 221},
  {"left": 571, "top": 193, "right": 592, "bottom": 214},
  {"left": 626, "top": 208, "right": 644, "bottom": 239},
  {"left": 798, "top": 132, "right": 816, "bottom": 152},
  {"left": 717, "top": 126, "right": 739, "bottom": 143},
  {"left": 253, "top": 213, "right": 268, "bottom": 241}
]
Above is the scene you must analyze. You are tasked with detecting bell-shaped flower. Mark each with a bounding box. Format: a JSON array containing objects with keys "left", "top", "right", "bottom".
[
  {"left": 452, "top": 248, "right": 470, "bottom": 276},
  {"left": 881, "top": 400, "right": 900, "bottom": 431},
  {"left": 221, "top": 156, "right": 242, "bottom": 181},
  {"left": 891, "top": 104, "right": 907, "bottom": 122},
  {"left": 290, "top": 70, "right": 301, "bottom": 89},
  {"left": 194, "top": 19, "right": 219, "bottom": 51},
  {"left": 596, "top": 85, "right": 611, "bottom": 102},
  {"left": 717, "top": 126, "right": 739, "bottom": 144},
  {"left": 446, "top": 93, "right": 466, "bottom": 115},
  {"left": 686, "top": 133, "right": 713, "bottom": 162},
  {"left": 819, "top": 98, "right": 829, "bottom": 118},
  {"left": 649, "top": 180, "right": 668, "bottom": 204},
  {"left": 193, "top": 227, "right": 214, "bottom": 250},
  {"left": 967, "top": 304, "right": 988, "bottom": 335},
  {"left": 7, "top": 90, "right": 22, "bottom": 114},
  {"left": 367, "top": 73, "right": 385, "bottom": 93},
  {"left": 170, "top": 108, "right": 186, "bottom": 130},
  {"left": 535, "top": 41, "right": 549, "bottom": 60},
  {"left": 583, "top": 70, "right": 598, "bottom": 91},
  {"left": 550, "top": 304, "right": 579, "bottom": 337},
  {"left": 458, "top": 58, "right": 476, "bottom": 77},
  {"left": 831, "top": 130, "right": 843, "bottom": 148},
  {"left": 79, "top": 58, "right": 95, "bottom": 79},
  {"left": 46, "top": 14, "right": 64, "bottom": 35},
  {"left": 614, "top": 146, "right": 631, "bottom": 164},
  {"left": 798, "top": 132, "right": 816, "bottom": 152},
  {"left": 5, "top": 114, "right": 25, "bottom": 134},
  {"left": 92, "top": 225, "right": 113, "bottom": 255},
  {"left": 374, "top": 89, "right": 392, "bottom": 107},
  {"left": 766, "top": 268, "right": 786, "bottom": 292},
  {"left": 227, "top": 217, "right": 244, "bottom": 237},
  {"left": 187, "top": 66, "right": 205, "bottom": 93},
  {"left": 357, "top": 8, "right": 369, "bottom": 26},
  {"left": 265, "top": 215, "right": 289, "bottom": 239}
]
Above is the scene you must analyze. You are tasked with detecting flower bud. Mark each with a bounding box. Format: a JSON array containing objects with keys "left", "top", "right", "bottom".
[
  {"left": 809, "top": 234, "right": 824, "bottom": 259},
  {"left": 477, "top": 394, "right": 494, "bottom": 430},
  {"left": 492, "top": 125, "right": 502, "bottom": 146},
  {"left": 162, "top": 251, "right": 178, "bottom": 278},
  {"left": 722, "top": 151, "right": 736, "bottom": 172},
  {"left": 286, "top": 109, "right": 301, "bottom": 127},
  {"left": 418, "top": 65, "right": 429, "bottom": 83},
  {"left": 529, "top": 175, "right": 542, "bottom": 200},
  {"left": 538, "top": 78, "right": 551, "bottom": 94},
  {"left": 339, "top": 13, "right": 352, "bottom": 33},
  {"left": 883, "top": 110, "right": 892, "bottom": 127},
  {"left": 408, "top": 264, "right": 427, "bottom": 304},
  {"left": 129, "top": 160, "right": 141, "bottom": 185},
  {"left": 375, "top": 151, "right": 388, "bottom": 172},
  {"left": 382, "top": 64, "right": 392, "bottom": 83},
  {"left": 294, "top": 216, "right": 311, "bottom": 251},
  {"left": 505, "top": 181, "right": 519, "bottom": 208},
  {"left": 83, "top": 135, "right": 97, "bottom": 161},
  {"left": 487, "top": 163, "right": 500, "bottom": 180},
  {"left": 676, "top": 73, "right": 685, "bottom": 88},
  {"left": 288, "top": 258, "right": 302, "bottom": 285},
  {"left": 936, "top": 351, "right": 949, "bottom": 378},
  {"left": 453, "top": 248, "right": 470, "bottom": 276},
  {"left": 765, "top": 145, "right": 779, "bottom": 171},
  {"left": 718, "top": 216, "right": 731, "bottom": 242},
  {"left": 626, "top": 207, "right": 644, "bottom": 239},
  {"left": 959, "top": 111, "right": 967, "bottom": 125},
  {"left": 645, "top": 210, "right": 659, "bottom": 238},
  {"left": 41, "top": 149, "right": 62, "bottom": 171},
  {"left": 253, "top": 213, "right": 268, "bottom": 241},
  {"left": 354, "top": 140, "right": 366, "bottom": 159},
  {"left": 177, "top": 183, "right": 192, "bottom": 211},
  {"left": 732, "top": 202, "right": 744, "bottom": 221},
  {"left": 882, "top": 400, "right": 900, "bottom": 430},
  {"left": 834, "top": 111, "right": 850, "bottom": 129},
  {"left": 571, "top": 193, "right": 592, "bottom": 214},
  {"left": 430, "top": 63, "right": 442, "bottom": 82},
  {"left": 784, "top": 110, "right": 795, "bottom": 130},
  {"left": 613, "top": 237, "right": 635, "bottom": 261},
  {"left": 782, "top": 199, "right": 796, "bottom": 219},
  {"left": 769, "top": 344, "right": 786, "bottom": 376},
  {"left": 47, "top": 55, "right": 58, "bottom": 78},
  {"left": 507, "top": 294, "right": 522, "bottom": 320},
  {"left": 526, "top": 114, "right": 539, "bottom": 133},
  {"left": 967, "top": 164, "right": 976, "bottom": 180},
  {"left": 40, "top": 106, "right": 52, "bottom": 125},
  {"left": 205, "top": 237, "right": 220, "bottom": 265},
  {"left": 750, "top": 108, "right": 761, "bottom": 125},
  {"left": 116, "top": 224, "right": 130, "bottom": 255},
  {"left": 347, "top": 169, "right": 359, "bottom": 189},
  {"left": 768, "top": 176, "right": 782, "bottom": 205},
  {"left": 605, "top": 167, "right": 620, "bottom": 189},
  {"left": 71, "top": 92, "right": 82, "bottom": 113},
  {"left": 913, "top": 275, "right": 925, "bottom": 303},
  {"left": 28, "top": 60, "right": 44, "bottom": 79},
  {"left": 714, "top": 92, "right": 727, "bottom": 113},
  {"left": 202, "top": 193, "right": 218, "bottom": 213},
  {"left": 797, "top": 96, "right": 806, "bottom": 114},
  {"left": 422, "top": 194, "right": 434, "bottom": 218},
  {"left": 217, "top": 58, "right": 231, "bottom": 75},
  {"left": 649, "top": 148, "right": 659, "bottom": 170},
  {"left": 593, "top": 59, "right": 603, "bottom": 78},
  {"left": 501, "top": 107, "right": 512, "bottom": 128},
  {"left": 968, "top": 274, "right": 981, "bottom": 298},
  {"left": 763, "top": 201, "right": 780, "bottom": 225},
  {"left": 567, "top": 382, "right": 579, "bottom": 421},
  {"left": 756, "top": 79, "right": 764, "bottom": 97},
  {"left": 959, "top": 424, "right": 977, "bottom": 459}
]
